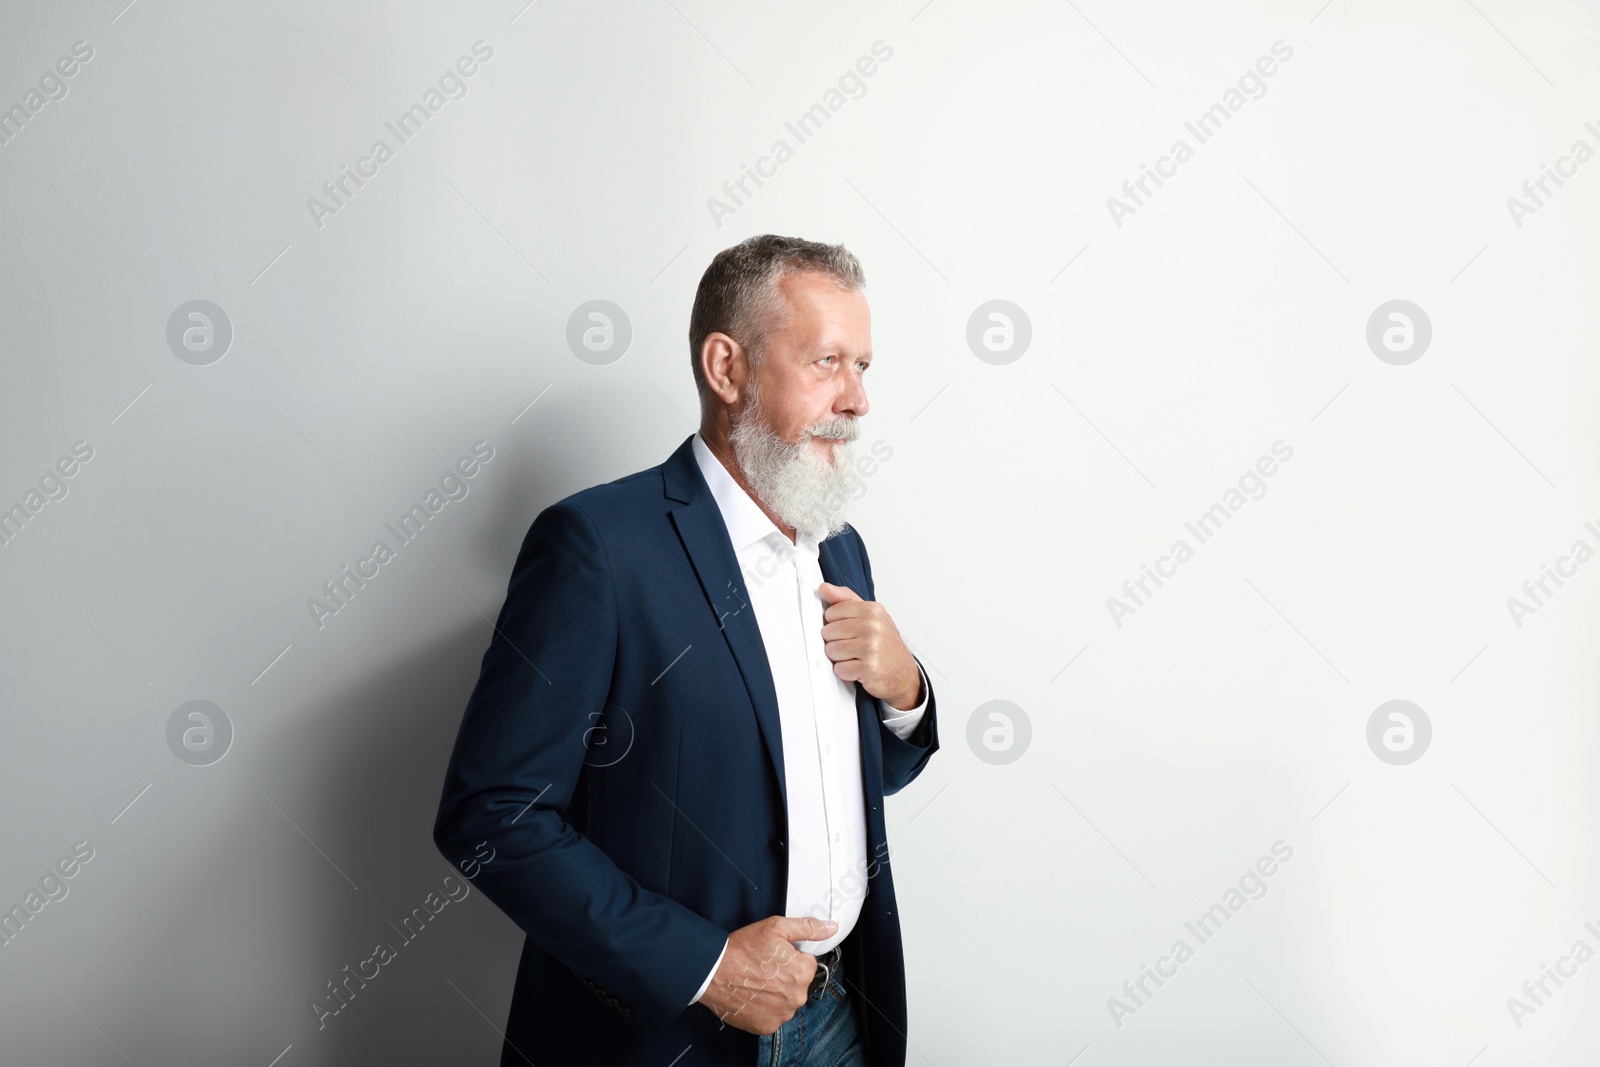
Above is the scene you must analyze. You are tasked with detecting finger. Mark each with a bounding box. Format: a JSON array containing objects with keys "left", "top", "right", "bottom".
[
  {"left": 824, "top": 607, "right": 865, "bottom": 632},
  {"left": 818, "top": 582, "right": 862, "bottom": 605},
  {"left": 831, "top": 659, "right": 864, "bottom": 683},
  {"left": 771, "top": 915, "right": 838, "bottom": 942},
  {"left": 822, "top": 637, "right": 873, "bottom": 662},
  {"left": 821, "top": 616, "right": 875, "bottom": 641}
]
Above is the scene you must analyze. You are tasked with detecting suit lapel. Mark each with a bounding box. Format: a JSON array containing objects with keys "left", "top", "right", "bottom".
[
  {"left": 661, "top": 433, "right": 889, "bottom": 827},
  {"left": 662, "top": 436, "right": 789, "bottom": 815},
  {"left": 819, "top": 532, "right": 886, "bottom": 817}
]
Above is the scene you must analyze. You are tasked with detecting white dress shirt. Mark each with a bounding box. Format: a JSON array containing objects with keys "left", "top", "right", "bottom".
[{"left": 687, "top": 432, "right": 929, "bottom": 1005}]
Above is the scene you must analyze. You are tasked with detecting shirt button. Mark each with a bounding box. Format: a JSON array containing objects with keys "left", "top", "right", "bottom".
[
  {"left": 834, "top": 832, "right": 841, "bottom": 843},
  {"left": 824, "top": 743, "right": 831, "bottom": 754},
  {"left": 814, "top": 658, "right": 823, "bottom": 668}
]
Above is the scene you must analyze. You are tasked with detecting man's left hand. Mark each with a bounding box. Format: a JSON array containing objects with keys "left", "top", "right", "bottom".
[{"left": 818, "top": 582, "right": 922, "bottom": 711}]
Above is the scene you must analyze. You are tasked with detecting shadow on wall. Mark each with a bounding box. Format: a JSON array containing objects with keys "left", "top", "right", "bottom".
[
  {"left": 274, "top": 419, "right": 650, "bottom": 1064},
  {"left": 91, "top": 419, "right": 669, "bottom": 1065},
  {"left": 282, "top": 415, "right": 677, "bottom": 1064},
  {"left": 92, "top": 617, "right": 530, "bottom": 1065},
  {"left": 283, "top": 618, "right": 525, "bottom": 1065}
]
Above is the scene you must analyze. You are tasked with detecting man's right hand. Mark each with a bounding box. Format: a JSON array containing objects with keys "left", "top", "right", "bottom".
[{"left": 697, "top": 916, "right": 837, "bottom": 1035}]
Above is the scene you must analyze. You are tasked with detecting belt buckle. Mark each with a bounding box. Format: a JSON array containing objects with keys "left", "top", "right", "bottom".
[{"left": 809, "top": 946, "right": 836, "bottom": 1002}]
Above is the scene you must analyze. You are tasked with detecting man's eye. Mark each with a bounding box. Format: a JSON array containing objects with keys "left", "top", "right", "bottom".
[{"left": 820, "top": 355, "right": 835, "bottom": 364}]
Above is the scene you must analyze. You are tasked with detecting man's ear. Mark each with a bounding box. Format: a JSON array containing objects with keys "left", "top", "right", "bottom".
[{"left": 700, "top": 332, "right": 748, "bottom": 405}]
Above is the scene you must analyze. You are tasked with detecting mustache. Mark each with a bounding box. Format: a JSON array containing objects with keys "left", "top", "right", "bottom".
[{"left": 808, "top": 419, "right": 860, "bottom": 442}]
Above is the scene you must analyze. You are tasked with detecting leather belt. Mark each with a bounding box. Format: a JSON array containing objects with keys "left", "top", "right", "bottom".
[{"left": 807, "top": 941, "right": 843, "bottom": 1002}]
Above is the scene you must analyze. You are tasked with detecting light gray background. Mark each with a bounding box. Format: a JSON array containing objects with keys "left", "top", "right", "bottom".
[{"left": 2, "top": 1, "right": 1597, "bottom": 1064}]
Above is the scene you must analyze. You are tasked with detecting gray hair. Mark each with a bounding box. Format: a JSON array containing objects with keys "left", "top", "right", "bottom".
[{"left": 688, "top": 234, "right": 865, "bottom": 406}]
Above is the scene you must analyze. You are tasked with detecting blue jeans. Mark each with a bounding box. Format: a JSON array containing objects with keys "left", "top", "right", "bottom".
[{"left": 754, "top": 963, "right": 868, "bottom": 1067}]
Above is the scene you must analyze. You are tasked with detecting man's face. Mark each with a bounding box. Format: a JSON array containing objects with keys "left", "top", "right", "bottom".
[
  {"left": 747, "top": 271, "right": 871, "bottom": 458},
  {"left": 726, "top": 271, "right": 873, "bottom": 542}
]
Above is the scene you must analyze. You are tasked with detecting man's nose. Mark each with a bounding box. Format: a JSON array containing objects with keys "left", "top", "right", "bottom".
[{"left": 838, "top": 373, "right": 868, "bottom": 418}]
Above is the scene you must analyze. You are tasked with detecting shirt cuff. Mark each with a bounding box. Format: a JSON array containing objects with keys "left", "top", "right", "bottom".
[
  {"left": 878, "top": 662, "right": 929, "bottom": 741},
  {"left": 690, "top": 937, "right": 728, "bottom": 1005}
]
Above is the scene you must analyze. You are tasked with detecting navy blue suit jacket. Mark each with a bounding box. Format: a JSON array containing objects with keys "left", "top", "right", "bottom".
[{"left": 433, "top": 433, "right": 939, "bottom": 1066}]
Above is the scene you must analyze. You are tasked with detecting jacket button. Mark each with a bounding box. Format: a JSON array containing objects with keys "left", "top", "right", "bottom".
[
  {"left": 770, "top": 837, "right": 785, "bottom": 853},
  {"left": 620, "top": 1006, "right": 631, "bottom": 1018}
]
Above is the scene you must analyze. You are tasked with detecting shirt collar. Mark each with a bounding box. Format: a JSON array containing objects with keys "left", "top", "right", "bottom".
[{"left": 691, "top": 432, "right": 815, "bottom": 556}]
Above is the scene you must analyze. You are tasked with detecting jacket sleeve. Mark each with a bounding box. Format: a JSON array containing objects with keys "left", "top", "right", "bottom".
[
  {"left": 433, "top": 502, "right": 728, "bottom": 1037},
  {"left": 854, "top": 528, "right": 939, "bottom": 795}
]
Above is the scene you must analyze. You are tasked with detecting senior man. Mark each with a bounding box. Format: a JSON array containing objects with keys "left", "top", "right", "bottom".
[{"left": 434, "top": 234, "right": 939, "bottom": 1067}]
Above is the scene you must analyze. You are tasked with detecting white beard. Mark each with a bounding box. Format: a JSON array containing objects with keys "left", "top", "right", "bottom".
[{"left": 728, "top": 377, "right": 860, "bottom": 544}]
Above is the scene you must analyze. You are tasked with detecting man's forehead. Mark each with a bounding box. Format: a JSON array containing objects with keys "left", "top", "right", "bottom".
[
  {"left": 778, "top": 275, "right": 870, "bottom": 346},
  {"left": 780, "top": 270, "right": 866, "bottom": 302},
  {"left": 790, "top": 321, "right": 871, "bottom": 358}
]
